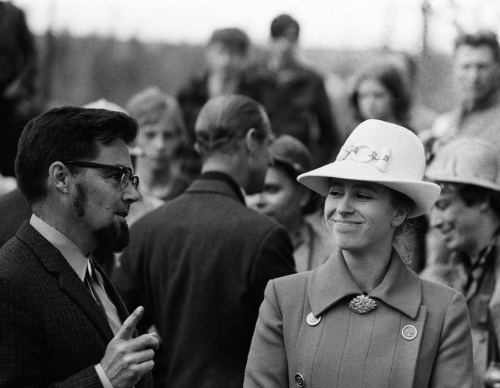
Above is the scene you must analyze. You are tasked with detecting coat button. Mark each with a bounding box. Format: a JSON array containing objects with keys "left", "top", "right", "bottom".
[
  {"left": 295, "top": 373, "right": 305, "bottom": 387},
  {"left": 401, "top": 325, "right": 418, "bottom": 341},
  {"left": 306, "top": 312, "right": 321, "bottom": 326}
]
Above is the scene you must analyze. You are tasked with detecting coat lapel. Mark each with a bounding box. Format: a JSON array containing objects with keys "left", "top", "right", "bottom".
[
  {"left": 16, "top": 221, "right": 114, "bottom": 343},
  {"left": 307, "top": 249, "right": 425, "bottom": 386},
  {"left": 308, "top": 249, "right": 421, "bottom": 319}
]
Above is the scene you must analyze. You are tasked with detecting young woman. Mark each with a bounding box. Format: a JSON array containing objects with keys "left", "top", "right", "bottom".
[
  {"left": 244, "top": 119, "right": 473, "bottom": 388},
  {"left": 348, "top": 59, "right": 412, "bottom": 130}
]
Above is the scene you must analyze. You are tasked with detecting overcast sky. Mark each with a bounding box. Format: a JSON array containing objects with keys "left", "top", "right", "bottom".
[{"left": 12, "top": 0, "right": 500, "bottom": 53}]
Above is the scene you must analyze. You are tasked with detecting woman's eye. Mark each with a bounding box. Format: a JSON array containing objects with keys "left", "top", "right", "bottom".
[
  {"left": 357, "top": 194, "right": 372, "bottom": 200},
  {"left": 329, "top": 190, "right": 343, "bottom": 197}
]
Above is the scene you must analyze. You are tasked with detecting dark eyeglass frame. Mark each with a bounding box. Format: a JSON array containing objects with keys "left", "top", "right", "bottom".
[{"left": 62, "top": 160, "right": 139, "bottom": 190}]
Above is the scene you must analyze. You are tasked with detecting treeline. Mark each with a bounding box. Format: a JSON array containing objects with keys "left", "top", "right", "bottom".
[{"left": 35, "top": 33, "right": 455, "bottom": 113}]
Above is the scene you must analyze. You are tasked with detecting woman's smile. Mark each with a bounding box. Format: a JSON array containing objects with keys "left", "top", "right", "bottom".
[{"left": 333, "top": 219, "right": 363, "bottom": 230}]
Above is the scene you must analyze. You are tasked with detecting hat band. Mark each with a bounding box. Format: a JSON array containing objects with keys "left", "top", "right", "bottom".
[{"left": 336, "top": 142, "right": 392, "bottom": 172}]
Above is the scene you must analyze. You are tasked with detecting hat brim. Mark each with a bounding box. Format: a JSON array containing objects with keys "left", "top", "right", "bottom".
[
  {"left": 297, "top": 160, "right": 440, "bottom": 218},
  {"left": 425, "top": 172, "right": 500, "bottom": 193}
]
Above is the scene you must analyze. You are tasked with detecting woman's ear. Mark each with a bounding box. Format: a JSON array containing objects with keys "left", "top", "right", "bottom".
[{"left": 391, "top": 205, "right": 409, "bottom": 228}]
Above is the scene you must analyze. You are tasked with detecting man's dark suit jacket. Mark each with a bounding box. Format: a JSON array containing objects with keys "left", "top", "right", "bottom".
[
  {"left": 114, "top": 174, "right": 296, "bottom": 388},
  {"left": 0, "top": 221, "right": 153, "bottom": 388}
]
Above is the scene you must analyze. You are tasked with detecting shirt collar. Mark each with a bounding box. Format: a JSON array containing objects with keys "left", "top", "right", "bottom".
[
  {"left": 308, "top": 249, "right": 422, "bottom": 319},
  {"left": 30, "top": 214, "right": 88, "bottom": 282}
]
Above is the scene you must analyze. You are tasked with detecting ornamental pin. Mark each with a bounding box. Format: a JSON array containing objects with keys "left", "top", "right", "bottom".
[{"left": 348, "top": 294, "right": 377, "bottom": 314}]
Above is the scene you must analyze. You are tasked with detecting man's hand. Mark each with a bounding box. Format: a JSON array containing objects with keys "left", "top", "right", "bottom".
[{"left": 101, "top": 306, "right": 159, "bottom": 388}]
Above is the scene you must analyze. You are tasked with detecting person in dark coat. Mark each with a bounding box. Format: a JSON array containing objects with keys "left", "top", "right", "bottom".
[
  {"left": 177, "top": 28, "right": 259, "bottom": 146},
  {"left": 252, "top": 14, "right": 340, "bottom": 167},
  {"left": 0, "top": 107, "right": 158, "bottom": 387},
  {"left": 113, "top": 95, "right": 296, "bottom": 388},
  {"left": 0, "top": 1, "right": 39, "bottom": 177}
]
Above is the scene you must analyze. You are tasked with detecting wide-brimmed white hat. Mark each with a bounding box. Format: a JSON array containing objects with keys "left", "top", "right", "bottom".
[
  {"left": 297, "top": 119, "right": 440, "bottom": 218},
  {"left": 426, "top": 137, "right": 500, "bottom": 192}
]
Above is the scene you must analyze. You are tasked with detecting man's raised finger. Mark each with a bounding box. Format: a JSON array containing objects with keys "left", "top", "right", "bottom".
[{"left": 115, "top": 306, "right": 144, "bottom": 341}]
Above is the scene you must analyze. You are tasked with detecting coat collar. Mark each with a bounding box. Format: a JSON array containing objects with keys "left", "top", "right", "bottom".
[
  {"left": 186, "top": 173, "right": 246, "bottom": 204},
  {"left": 308, "top": 249, "right": 422, "bottom": 319},
  {"left": 16, "top": 221, "right": 117, "bottom": 342}
]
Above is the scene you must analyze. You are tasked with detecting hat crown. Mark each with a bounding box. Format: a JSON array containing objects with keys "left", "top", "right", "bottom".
[
  {"left": 271, "top": 135, "right": 312, "bottom": 174},
  {"left": 338, "top": 120, "right": 426, "bottom": 180},
  {"left": 426, "top": 138, "right": 500, "bottom": 190}
]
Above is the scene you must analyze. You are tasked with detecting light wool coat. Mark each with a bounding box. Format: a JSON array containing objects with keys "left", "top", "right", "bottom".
[{"left": 244, "top": 250, "right": 473, "bottom": 388}]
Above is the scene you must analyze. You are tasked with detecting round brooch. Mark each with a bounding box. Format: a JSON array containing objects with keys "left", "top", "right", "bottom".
[{"left": 348, "top": 294, "right": 377, "bottom": 314}]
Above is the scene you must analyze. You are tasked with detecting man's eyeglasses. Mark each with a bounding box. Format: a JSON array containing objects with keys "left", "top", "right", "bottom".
[{"left": 62, "top": 161, "right": 139, "bottom": 190}]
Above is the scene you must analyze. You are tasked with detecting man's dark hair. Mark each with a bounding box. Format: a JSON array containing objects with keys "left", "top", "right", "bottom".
[
  {"left": 208, "top": 28, "right": 250, "bottom": 55},
  {"left": 454, "top": 31, "right": 500, "bottom": 63},
  {"left": 447, "top": 183, "right": 500, "bottom": 219},
  {"left": 194, "top": 95, "right": 270, "bottom": 157},
  {"left": 16, "top": 106, "right": 138, "bottom": 205},
  {"left": 270, "top": 14, "right": 299, "bottom": 41}
]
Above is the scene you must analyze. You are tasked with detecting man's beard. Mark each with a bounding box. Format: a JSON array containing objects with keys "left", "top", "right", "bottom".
[
  {"left": 94, "top": 221, "right": 130, "bottom": 253},
  {"left": 72, "top": 183, "right": 130, "bottom": 253}
]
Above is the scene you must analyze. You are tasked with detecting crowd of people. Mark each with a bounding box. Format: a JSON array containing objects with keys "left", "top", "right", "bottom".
[{"left": 1, "top": 4, "right": 500, "bottom": 387}]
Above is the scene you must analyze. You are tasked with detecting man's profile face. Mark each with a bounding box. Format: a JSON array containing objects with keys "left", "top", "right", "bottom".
[
  {"left": 454, "top": 44, "right": 499, "bottom": 104},
  {"left": 70, "top": 139, "right": 139, "bottom": 252}
]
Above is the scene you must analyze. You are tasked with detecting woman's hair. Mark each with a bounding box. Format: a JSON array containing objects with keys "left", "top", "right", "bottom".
[
  {"left": 348, "top": 59, "right": 412, "bottom": 126},
  {"left": 126, "top": 87, "right": 189, "bottom": 154},
  {"left": 194, "top": 95, "right": 270, "bottom": 157},
  {"left": 390, "top": 189, "right": 418, "bottom": 265}
]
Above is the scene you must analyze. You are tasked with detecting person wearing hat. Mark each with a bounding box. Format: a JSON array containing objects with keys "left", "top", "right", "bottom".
[
  {"left": 244, "top": 119, "right": 473, "bottom": 388},
  {"left": 423, "top": 137, "right": 500, "bottom": 387},
  {"left": 246, "top": 134, "right": 336, "bottom": 272}
]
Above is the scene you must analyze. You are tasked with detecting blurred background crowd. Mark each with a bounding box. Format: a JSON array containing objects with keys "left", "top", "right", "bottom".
[
  {"left": 1, "top": 0, "right": 500, "bottom": 276},
  {"left": 2, "top": 0, "right": 500, "bottom": 385}
]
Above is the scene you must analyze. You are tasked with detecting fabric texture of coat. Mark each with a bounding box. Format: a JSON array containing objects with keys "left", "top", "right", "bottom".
[
  {"left": 244, "top": 249, "right": 473, "bottom": 388},
  {"left": 114, "top": 174, "right": 296, "bottom": 388},
  {"left": 0, "top": 221, "right": 153, "bottom": 388}
]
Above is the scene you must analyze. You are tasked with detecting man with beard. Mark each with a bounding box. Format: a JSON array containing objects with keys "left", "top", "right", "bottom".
[
  {"left": 114, "top": 95, "right": 295, "bottom": 388},
  {"left": 0, "top": 107, "right": 158, "bottom": 388}
]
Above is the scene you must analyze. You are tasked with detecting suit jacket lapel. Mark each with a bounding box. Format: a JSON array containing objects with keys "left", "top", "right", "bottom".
[{"left": 16, "top": 221, "right": 115, "bottom": 343}]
